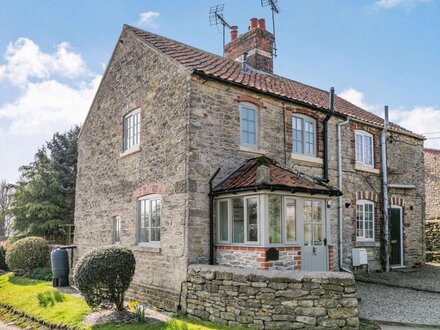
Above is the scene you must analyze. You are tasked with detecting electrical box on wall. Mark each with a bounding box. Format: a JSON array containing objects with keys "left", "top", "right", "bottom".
[{"left": 352, "top": 248, "right": 368, "bottom": 266}]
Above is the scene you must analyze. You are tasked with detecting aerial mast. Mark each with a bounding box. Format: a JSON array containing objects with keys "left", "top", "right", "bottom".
[
  {"left": 209, "top": 4, "right": 233, "bottom": 55},
  {"left": 260, "top": 0, "right": 280, "bottom": 57}
]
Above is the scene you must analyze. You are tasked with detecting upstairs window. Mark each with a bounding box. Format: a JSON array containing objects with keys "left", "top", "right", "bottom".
[
  {"left": 240, "top": 104, "right": 258, "bottom": 147},
  {"left": 292, "top": 115, "right": 316, "bottom": 156},
  {"left": 123, "top": 108, "right": 140, "bottom": 151},
  {"left": 356, "top": 200, "right": 375, "bottom": 241},
  {"left": 355, "top": 131, "right": 374, "bottom": 166},
  {"left": 138, "top": 195, "right": 161, "bottom": 244}
]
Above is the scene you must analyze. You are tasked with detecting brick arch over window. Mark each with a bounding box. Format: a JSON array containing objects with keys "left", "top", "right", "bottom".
[
  {"left": 391, "top": 196, "right": 405, "bottom": 206},
  {"left": 235, "top": 95, "right": 267, "bottom": 109},
  {"left": 356, "top": 191, "right": 379, "bottom": 203}
]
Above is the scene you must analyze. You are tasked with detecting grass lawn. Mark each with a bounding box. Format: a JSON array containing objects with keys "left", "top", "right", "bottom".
[{"left": 0, "top": 273, "right": 246, "bottom": 330}]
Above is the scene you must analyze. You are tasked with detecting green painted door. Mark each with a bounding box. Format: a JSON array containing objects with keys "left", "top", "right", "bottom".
[{"left": 390, "top": 207, "right": 402, "bottom": 266}]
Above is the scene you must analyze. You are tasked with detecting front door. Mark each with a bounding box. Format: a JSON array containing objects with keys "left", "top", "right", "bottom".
[
  {"left": 390, "top": 207, "right": 403, "bottom": 266},
  {"left": 301, "top": 200, "right": 328, "bottom": 271}
]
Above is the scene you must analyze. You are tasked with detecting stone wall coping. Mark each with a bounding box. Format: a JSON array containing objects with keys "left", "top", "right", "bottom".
[{"left": 188, "top": 264, "right": 354, "bottom": 281}]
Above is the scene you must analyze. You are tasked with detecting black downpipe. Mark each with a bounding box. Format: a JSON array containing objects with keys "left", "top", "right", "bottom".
[
  {"left": 322, "top": 87, "right": 335, "bottom": 182},
  {"left": 209, "top": 168, "right": 221, "bottom": 265}
]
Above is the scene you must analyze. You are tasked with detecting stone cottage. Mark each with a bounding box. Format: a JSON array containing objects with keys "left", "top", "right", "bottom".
[{"left": 74, "top": 20, "right": 425, "bottom": 311}]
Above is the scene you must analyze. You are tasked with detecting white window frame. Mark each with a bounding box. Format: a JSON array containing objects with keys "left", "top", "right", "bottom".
[
  {"left": 113, "top": 216, "right": 121, "bottom": 244},
  {"left": 292, "top": 114, "right": 317, "bottom": 157},
  {"left": 356, "top": 200, "right": 375, "bottom": 242},
  {"left": 240, "top": 103, "right": 259, "bottom": 148},
  {"left": 123, "top": 108, "right": 141, "bottom": 152},
  {"left": 244, "top": 196, "right": 260, "bottom": 244},
  {"left": 137, "top": 194, "right": 161, "bottom": 246},
  {"left": 217, "top": 199, "right": 231, "bottom": 243},
  {"left": 355, "top": 130, "right": 374, "bottom": 167},
  {"left": 283, "top": 197, "right": 297, "bottom": 244}
]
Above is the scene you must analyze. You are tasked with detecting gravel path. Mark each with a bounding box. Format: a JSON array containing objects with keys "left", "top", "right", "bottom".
[
  {"left": 356, "top": 263, "right": 440, "bottom": 293},
  {"left": 357, "top": 282, "right": 440, "bottom": 326}
]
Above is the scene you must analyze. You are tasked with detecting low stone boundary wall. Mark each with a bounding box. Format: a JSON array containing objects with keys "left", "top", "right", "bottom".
[
  {"left": 426, "top": 220, "right": 440, "bottom": 262},
  {"left": 183, "top": 264, "right": 359, "bottom": 329}
]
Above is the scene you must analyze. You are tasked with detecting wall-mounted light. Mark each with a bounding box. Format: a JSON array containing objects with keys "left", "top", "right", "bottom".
[
  {"left": 327, "top": 201, "right": 332, "bottom": 208},
  {"left": 410, "top": 205, "right": 414, "bottom": 211},
  {"left": 345, "top": 202, "right": 351, "bottom": 208}
]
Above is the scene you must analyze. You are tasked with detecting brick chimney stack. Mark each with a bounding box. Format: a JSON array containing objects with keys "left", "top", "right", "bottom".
[{"left": 224, "top": 18, "right": 274, "bottom": 73}]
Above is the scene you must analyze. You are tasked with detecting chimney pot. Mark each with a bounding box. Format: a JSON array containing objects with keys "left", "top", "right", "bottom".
[
  {"left": 258, "top": 18, "right": 266, "bottom": 30},
  {"left": 230, "top": 26, "right": 238, "bottom": 41},
  {"left": 250, "top": 18, "right": 258, "bottom": 30}
]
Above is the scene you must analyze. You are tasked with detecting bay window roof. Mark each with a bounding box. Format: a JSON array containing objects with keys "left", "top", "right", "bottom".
[{"left": 213, "top": 156, "right": 341, "bottom": 197}]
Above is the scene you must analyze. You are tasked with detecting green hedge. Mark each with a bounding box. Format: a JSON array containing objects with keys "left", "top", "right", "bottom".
[
  {"left": 5, "top": 237, "right": 49, "bottom": 275},
  {"left": 74, "top": 246, "right": 136, "bottom": 310}
]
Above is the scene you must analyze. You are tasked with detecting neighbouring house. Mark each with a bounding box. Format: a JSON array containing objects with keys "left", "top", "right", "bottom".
[
  {"left": 425, "top": 148, "right": 440, "bottom": 220},
  {"left": 74, "top": 20, "right": 425, "bottom": 311},
  {"left": 424, "top": 148, "right": 440, "bottom": 262}
]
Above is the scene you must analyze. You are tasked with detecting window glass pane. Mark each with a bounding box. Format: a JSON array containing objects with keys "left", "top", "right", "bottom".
[
  {"left": 247, "top": 198, "right": 258, "bottom": 242},
  {"left": 241, "top": 107, "right": 257, "bottom": 146},
  {"left": 356, "top": 204, "right": 364, "bottom": 238},
  {"left": 268, "top": 196, "right": 282, "bottom": 244},
  {"left": 355, "top": 134, "right": 363, "bottom": 162},
  {"left": 304, "top": 224, "right": 312, "bottom": 246},
  {"left": 285, "top": 198, "right": 296, "bottom": 242},
  {"left": 114, "top": 217, "right": 121, "bottom": 243},
  {"left": 151, "top": 199, "right": 161, "bottom": 242},
  {"left": 219, "top": 201, "right": 229, "bottom": 241},
  {"left": 293, "top": 117, "right": 303, "bottom": 154},
  {"left": 312, "top": 201, "right": 322, "bottom": 222},
  {"left": 313, "top": 224, "right": 323, "bottom": 245},
  {"left": 232, "top": 198, "right": 244, "bottom": 243},
  {"left": 364, "top": 135, "right": 373, "bottom": 165},
  {"left": 304, "top": 200, "right": 312, "bottom": 222}
]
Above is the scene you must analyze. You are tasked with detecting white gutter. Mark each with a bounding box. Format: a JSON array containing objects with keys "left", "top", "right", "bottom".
[
  {"left": 337, "top": 117, "right": 352, "bottom": 273},
  {"left": 382, "top": 106, "right": 390, "bottom": 272}
]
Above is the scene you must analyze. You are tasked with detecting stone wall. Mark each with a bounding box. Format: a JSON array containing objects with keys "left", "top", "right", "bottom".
[
  {"left": 426, "top": 220, "right": 440, "bottom": 262},
  {"left": 425, "top": 149, "right": 440, "bottom": 220},
  {"left": 183, "top": 264, "right": 359, "bottom": 329},
  {"left": 74, "top": 27, "right": 191, "bottom": 311}
]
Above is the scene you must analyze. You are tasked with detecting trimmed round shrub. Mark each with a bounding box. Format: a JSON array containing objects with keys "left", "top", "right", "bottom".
[
  {"left": 5, "top": 237, "right": 49, "bottom": 274},
  {"left": 74, "top": 246, "right": 136, "bottom": 310}
]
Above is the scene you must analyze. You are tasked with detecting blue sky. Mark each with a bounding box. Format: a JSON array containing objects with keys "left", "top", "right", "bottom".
[{"left": 0, "top": 0, "right": 439, "bottom": 183}]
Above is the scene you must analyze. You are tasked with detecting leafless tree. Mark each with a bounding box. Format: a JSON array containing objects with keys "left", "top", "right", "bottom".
[{"left": 0, "top": 180, "right": 14, "bottom": 238}]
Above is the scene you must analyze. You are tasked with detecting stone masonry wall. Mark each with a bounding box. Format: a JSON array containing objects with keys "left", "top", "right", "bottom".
[
  {"left": 189, "top": 76, "right": 425, "bottom": 271},
  {"left": 425, "top": 150, "right": 440, "bottom": 220},
  {"left": 183, "top": 264, "right": 359, "bottom": 329},
  {"left": 74, "top": 27, "right": 192, "bottom": 311},
  {"left": 426, "top": 220, "right": 440, "bottom": 262}
]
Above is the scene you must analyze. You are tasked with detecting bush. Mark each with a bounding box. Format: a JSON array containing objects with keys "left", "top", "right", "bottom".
[
  {"left": 36, "top": 289, "right": 65, "bottom": 307},
  {"left": 74, "top": 246, "right": 136, "bottom": 310},
  {"left": 0, "top": 246, "right": 7, "bottom": 270},
  {"left": 5, "top": 237, "right": 49, "bottom": 275},
  {"left": 25, "top": 267, "right": 53, "bottom": 281}
]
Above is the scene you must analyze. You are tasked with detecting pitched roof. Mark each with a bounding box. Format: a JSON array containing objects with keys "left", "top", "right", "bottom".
[
  {"left": 425, "top": 148, "right": 440, "bottom": 156},
  {"left": 213, "top": 157, "right": 341, "bottom": 196},
  {"left": 125, "top": 25, "right": 423, "bottom": 140}
]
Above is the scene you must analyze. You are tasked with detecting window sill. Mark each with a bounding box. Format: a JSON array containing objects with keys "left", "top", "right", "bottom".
[
  {"left": 239, "top": 145, "right": 266, "bottom": 155},
  {"left": 131, "top": 244, "right": 161, "bottom": 253},
  {"left": 291, "top": 153, "right": 323, "bottom": 164},
  {"left": 120, "top": 145, "right": 141, "bottom": 158},
  {"left": 355, "top": 164, "right": 379, "bottom": 174},
  {"left": 354, "top": 240, "right": 380, "bottom": 248}
]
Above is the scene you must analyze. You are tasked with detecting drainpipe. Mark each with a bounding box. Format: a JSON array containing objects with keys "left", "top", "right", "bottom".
[
  {"left": 322, "top": 87, "right": 335, "bottom": 183},
  {"left": 209, "top": 168, "right": 221, "bottom": 265},
  {"left": 337, "top": 117, "right": 352, "bottom": 273},
  {"left": 382, "top": 106, "right": 390, "bottom": 272}
]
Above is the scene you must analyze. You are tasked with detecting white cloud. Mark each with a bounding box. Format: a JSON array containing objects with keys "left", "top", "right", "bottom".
[
  {"left": 390, "top": 107, "right": 440, "bottom": 148},
  {"left": 339, "top": 88, "right": 440, "bottom": 148},
  {"left": 138, "top": 11, "right": 160, "bottom": 28},
  {"left": 339, "top": 88, "right": 381, "bottom": 114},
  {"left": 373, "top": 0, "right": 431, "bottom": 9},
  {"left": 0, "top": 38, "right": 88, "bottom": 87},
  {"left": 0, "top": 76, "right": 101, "bottom": 135},
  {"left": 0, "top": 37, "right": 101, "bottom": 183}
]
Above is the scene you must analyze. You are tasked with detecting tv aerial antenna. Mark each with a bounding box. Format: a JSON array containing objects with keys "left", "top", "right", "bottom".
[
  {"left": 209, "top": 4, "right": 233, "bottom": 55},
  {"left": 260, "top": 0, "right": 280, "bottom": 57}
]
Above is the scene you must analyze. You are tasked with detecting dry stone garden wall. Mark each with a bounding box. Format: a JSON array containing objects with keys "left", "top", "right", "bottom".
[{"left": 182, "top": 264, "right": 359, "bottom": 329}]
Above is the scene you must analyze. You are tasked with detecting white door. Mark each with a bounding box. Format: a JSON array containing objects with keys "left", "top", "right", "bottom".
[{"left": 301, "top": 200, "right": 328, "bottom": 271}]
